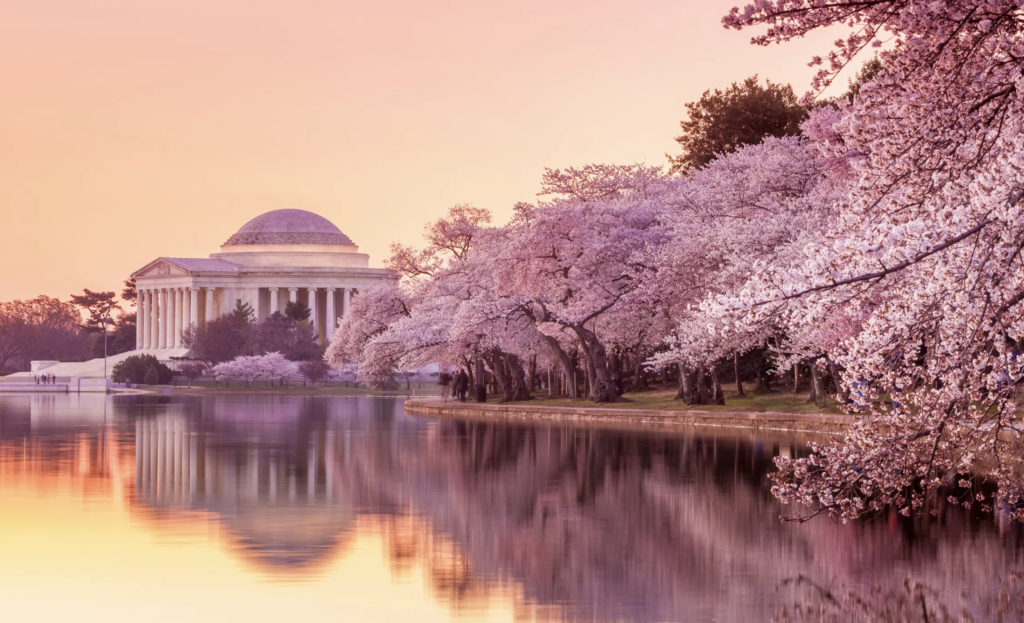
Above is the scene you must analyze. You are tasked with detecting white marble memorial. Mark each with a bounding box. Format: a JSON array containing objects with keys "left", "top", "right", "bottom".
[{"left": 131, "top": 209, "right": 397, "bottom": 356}]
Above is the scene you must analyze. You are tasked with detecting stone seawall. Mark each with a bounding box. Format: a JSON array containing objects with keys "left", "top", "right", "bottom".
[{"left": 403, "top": 399, "right": 853, "bottom": 435}]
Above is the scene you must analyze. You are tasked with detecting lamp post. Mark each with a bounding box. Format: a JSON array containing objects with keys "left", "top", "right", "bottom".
[{"left": 102, "top": 307, "right": 112, "bottom": 380}]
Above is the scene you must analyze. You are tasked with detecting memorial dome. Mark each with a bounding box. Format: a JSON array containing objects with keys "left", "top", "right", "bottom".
[{"left": 224, "top": 209, "right": 355, "bottom": 246}]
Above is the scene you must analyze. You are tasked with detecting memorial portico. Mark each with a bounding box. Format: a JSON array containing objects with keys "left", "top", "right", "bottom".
[{"left": 131, "top": 209, "right": 398, "bottom": 356}]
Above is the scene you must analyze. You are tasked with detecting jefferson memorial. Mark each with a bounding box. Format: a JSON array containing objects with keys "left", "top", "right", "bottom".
[{"left": 132, "top": 209, "right": 398, "bottom": 355}]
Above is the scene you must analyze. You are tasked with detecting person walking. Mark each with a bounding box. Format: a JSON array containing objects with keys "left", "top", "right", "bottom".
[
  {"left": 438, "top": 372, "right": 452, "bottom": 403},
  {"left": 455, "top": 370, "right": 469, "bottom": 402}
]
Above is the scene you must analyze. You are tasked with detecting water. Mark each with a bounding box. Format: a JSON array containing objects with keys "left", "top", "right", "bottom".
[{"left": 0, "top": 394, "right": 1019, "bottom": 623}]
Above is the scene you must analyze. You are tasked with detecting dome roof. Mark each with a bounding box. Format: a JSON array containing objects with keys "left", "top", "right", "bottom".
[{"left": 224, "top": 209, "right": 355, "bottom": 246}]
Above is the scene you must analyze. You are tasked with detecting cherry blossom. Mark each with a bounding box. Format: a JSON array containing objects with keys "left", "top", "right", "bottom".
[{"left": 720, "top": 0, "right": 1024, "bottom": 521}]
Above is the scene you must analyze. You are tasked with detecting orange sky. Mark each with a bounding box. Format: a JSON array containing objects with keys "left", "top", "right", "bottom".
[{"left": 0, "top": 0, "right": 848, "bottom": 303}]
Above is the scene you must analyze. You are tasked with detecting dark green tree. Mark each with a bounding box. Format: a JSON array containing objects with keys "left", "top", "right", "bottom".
[
  {"left": 253, "top": 312, "right": 319, "bottom": 361},
  {"left": 121, "top": 277, "right": 137, "bottom": 304},
  {"left": 668, "top": 76, "right": 807, "bottom": 173},
  {"left": 178, "top": 361, "right": 205, "bottom": 388},
  {"left": 112, "top": 354, "right": 173, "bottom": 384},
  {"left": 285, "top": 300, "right": 311, "bottom": 322},
  {"left": 230, "top": 299, "right": 255, "bottom": 324},
  {"left": 143, "top": 365, "right": 159, "bottom": 385},
  {"left": 298, "top": 359, "right": 331, "bottom": 386},
  {"left": 91, "top": 312, "right": 136, "bottom": 358},
  {"left": 182, "top": 316, "right": 248, "bottom": 365},
  {"left": 69, "top": 289, "right": 119, "bottom": 334}
]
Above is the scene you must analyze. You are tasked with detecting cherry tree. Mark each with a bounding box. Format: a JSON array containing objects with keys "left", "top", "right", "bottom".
[
  {"left": 721, "top": 0, "right": 1024, "bottom": 521},
  {"left": 212, "top": 352, "right": 295, "bottom": 386},
  {"left": 492, "top": 165, "right": 673, "bottom": 402},
  {"left": 325, "top": 283, "right": 411, "bottom": 388},
  {"left": 651, "top": 126, "right": 846, "bottom": 404}
]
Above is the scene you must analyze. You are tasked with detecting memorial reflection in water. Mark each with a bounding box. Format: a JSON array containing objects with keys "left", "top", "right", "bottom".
[{"left": 0, "top": 394, "right": 1020, "bottom": 623}]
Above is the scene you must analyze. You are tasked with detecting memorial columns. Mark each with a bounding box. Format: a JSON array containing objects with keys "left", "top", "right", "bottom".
[
  {"left": 137, "top": 290, "right": 147, "bottom": 350},
  {"left": 342, "top": 288, "right": 350, "bottom": 318},
  {"left": 149, "top": 290, "right": 158, "bottom": 350},
  {"left": 152, "top": 289, "right": 159, "bottom": 350},
  {"left": 190, "top": 287, "right": 199, "bottom": 327},
  {"left": 308, "top": 288, "right": 319, "bottom": 341},
  {"left": 205, "top": 288, "right": 215, "bottom": 322},
  {"left": 269, "top": 288, "right": 279, "bottom": 316},
  {"left": 325, "top": 288, "right": 336, "bottom": 341},
  {"left": 159, "top": 289, "right": 168, "bottom": 349},
  {"left": 250, "top": 288, "right": 262, "bottom": 322},
  {"left": 167, "top": 289, "right": 176, "bottom": 349},
  {"left": 288, "top": 288, "right": 298, "bottom": 304},
  {"left": 174, "top": 288, "right": 184, "bottom": 349}
]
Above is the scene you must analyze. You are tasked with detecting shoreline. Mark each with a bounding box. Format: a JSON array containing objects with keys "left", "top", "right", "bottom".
[{"left": 403, "top": 397, "right": 853, "bottom": 435}]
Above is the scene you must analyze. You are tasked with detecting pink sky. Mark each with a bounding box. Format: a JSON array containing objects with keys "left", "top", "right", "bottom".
[{"left": 0, "top": 0, "right": 848, "bottom": 302}]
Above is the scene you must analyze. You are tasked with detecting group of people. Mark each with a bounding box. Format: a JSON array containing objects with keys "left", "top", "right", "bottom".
[
  {"left": 34, "top": 374, "right": 58, "bottom": 385},
  {"left": 443, "top": 370, "right": 470, "bottom": 402}
]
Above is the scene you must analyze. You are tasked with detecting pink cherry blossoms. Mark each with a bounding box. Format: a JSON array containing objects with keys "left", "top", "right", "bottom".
[
  {"left": 327, "top": 0, "right": 1024, "bottom": 522},
  {"left": 720, "top": 0, "right": 1024, "bottom": 521}
]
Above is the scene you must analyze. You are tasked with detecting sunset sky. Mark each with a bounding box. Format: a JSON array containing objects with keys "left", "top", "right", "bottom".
[{"left": 1, "top": 0, "right": 850, "bottom": 303}]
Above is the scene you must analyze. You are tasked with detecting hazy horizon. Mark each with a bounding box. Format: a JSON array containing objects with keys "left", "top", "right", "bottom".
[{"left": 1, "top": 0, "right": 851, "bottom": 303}]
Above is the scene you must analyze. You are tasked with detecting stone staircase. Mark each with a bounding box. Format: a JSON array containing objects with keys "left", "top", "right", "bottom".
[{"left": 2, "top": 349, "right": 189, "bottom": 381}]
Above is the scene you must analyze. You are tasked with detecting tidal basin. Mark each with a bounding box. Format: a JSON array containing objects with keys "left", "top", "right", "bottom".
[{"left": 0, "top": 394, "right": 1019, "bottom": 622}]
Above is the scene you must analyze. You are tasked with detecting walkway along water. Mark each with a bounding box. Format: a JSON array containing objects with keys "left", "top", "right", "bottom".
[{"left": 403, "top": 398, "right": 853, "bottom": 435}]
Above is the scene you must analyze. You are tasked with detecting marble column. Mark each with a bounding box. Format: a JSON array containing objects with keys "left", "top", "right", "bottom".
[
  {"left": 137, "top": 290, "right": 147, "bottom": 350},
  {"left": 174, "top": 288, "right": 184, "bottom": 349},
  {"left": 167, "top": 289, "right": 176, "bottom": 349},
  {"left": 342, "top": 287, "right": 351, "bottom": 318},
  {"left": 166, "top": 288, "right": 174, "bottom": 349},
  {"left": 149, "top": 290, "right": 157, "bottom": 350},
  {"left": 288, "top": 288, "right": 298, "bottom": 304},
  {"left": 149, "top": 290, "right": 158, "bottom": 350},
  {"left": 205, "top": 287, "right": 215, "bottom": 322},
  {"left": 308, "top": 288, "right": 318, "bottom": 340},
  {"left": 159, "top": 289, "right": 168, "bottom": 349},
  {"left": 269, "top": 288, "right": 279, "bottom": 316},
  {"left": 190, "top": 287, "right": 199, "bottom": 327},
  {"left": 325, "top": 288, "right": 336, "bottom": 342},
  {"left": 250, "top": 288, "right": 262, "bottom": 322}
]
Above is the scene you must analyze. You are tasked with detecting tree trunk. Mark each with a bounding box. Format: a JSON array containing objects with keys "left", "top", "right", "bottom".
[
  {"left": 528, "top": 355, "right": 537, "bottom": 392},
  {"left": 754, "top": 350, "right": 772, "bottom": 393},
  {"left": 734, "top": 351, "right": 744, "bottom": 397},
  {"left": 574, "top": 326, "right": 617, "bottom": 403},
  {"left": 675, "top": 364, "right": 696, "bottom": 404},
  {"left": 696, "top": 367, "right": 712, "bottom": 404},
  {"left": 828, "top": 360, "right": 848, "bottom": 403},
  {"left": 539, "top": 334, "right": 576, "bottom": 398},
  {"left": 631, "top": 355, "right": 649, "bottom": 392},
  {"left": 710, "top": 367, "right": 725, "bottom": 405},
  {"left": 607, "top": 351, "right": 623, "bottom": 396},
  {"left": 808, "top": 363, "right": 827, "bottom": 409},
  {"left": 484, "top": 352, "right": 510, "bottom": 402},
  {"left": 793, "top": 362, "right": 801, "bottom": 394},
  {"left": 504, "top": 353, "right": 531, "bottom": 401},
  {"left": 475, "top": 356, "right": 486, "bottom": 403}
]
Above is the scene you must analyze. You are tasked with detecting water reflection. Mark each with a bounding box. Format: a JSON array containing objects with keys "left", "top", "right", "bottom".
[{"left": 0, "top": 393, "right": 1020, "bottom": 622}]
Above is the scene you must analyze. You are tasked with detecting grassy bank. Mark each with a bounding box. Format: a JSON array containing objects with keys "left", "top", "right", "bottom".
[{"left": 504, "top": 383, "right": 845, "bottom": 415}]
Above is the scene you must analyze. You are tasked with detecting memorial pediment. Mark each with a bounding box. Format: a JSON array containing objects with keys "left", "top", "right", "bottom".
[{"left": 133, "top": 258, "right": 190, "bottom": 278}]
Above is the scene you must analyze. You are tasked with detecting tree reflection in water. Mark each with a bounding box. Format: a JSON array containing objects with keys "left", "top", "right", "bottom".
[{"left": 0, "top": 394, "right": 1020, "bottom": 622}]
